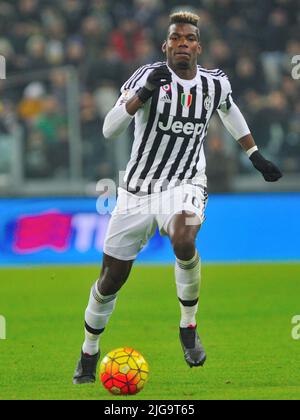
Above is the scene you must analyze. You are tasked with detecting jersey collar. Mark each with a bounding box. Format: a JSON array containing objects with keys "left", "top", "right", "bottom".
[{"left": 166, "top": 64, "right": 200, "bottom": 87}]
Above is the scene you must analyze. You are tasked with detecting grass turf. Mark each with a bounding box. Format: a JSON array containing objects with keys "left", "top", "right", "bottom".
[{"left": 0, "top": 263, "right": 300, "bottom": 400}]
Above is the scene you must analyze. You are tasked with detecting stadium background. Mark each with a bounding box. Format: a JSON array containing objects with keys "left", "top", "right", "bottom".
[
  {"left": 0, "top": 0, "right": 300, "bottom": 402},
  {"left": 0, "top": 0, "right": 299, "bottom": 265}
]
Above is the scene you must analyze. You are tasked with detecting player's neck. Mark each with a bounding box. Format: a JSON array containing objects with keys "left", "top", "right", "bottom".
[{"left": 168, "top": 64, "right": 197, "bottom": 80}]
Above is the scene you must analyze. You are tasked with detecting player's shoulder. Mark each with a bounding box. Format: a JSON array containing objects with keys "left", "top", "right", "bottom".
[
  {"left": 122, "top": 61, "right": 166, "bottom": 91},
  {"left": 198, "top": 66, "right": 231, "bottom": 97},
  {"left": 198, "top": 65, "right": 229, "bottom": 81},
  {"left": 136, "top": 61, "right": 167, "bottom": 71}
]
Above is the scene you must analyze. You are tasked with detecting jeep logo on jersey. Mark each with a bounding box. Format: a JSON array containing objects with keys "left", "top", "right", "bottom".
[{"left": 158, "top": 116, "right": 204, "bottom": 137}]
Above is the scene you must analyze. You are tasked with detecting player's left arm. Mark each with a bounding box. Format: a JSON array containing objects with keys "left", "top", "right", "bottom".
[{"left": 217, "top": 77, "right": 282, "bottom": 182}]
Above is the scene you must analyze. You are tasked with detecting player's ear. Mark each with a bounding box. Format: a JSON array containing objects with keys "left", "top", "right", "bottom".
[
  {"left": 197, "top": 42, "right": 202, "bottom": 56},
  {"left": 162, "top": 41, "right": 167, "bottom": 54}
]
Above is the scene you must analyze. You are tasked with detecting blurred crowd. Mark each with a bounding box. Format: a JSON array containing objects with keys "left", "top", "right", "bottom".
[{"left": 0, "top": 0, "right": 299, "bottom": 191}]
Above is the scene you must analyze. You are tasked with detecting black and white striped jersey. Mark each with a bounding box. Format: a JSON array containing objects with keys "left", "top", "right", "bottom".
[{"left": 118, "top": 61, "right": 233, "bottom": 195}]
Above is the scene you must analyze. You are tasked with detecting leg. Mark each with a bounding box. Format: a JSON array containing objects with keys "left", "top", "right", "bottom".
[
  {"left": 83, "top": 253, "right": 134, "bottom": 354},
  {"left": 74, "top": 188, "right": 157, "bottom": 384},
  {"left": 168, "top": 211, "right": 201, "bottom": 261},
  {"left": 167, "top": 212, "right": 206, "bottom": 367},
  {"left": 168, "top": 211, "right": 201, "bottom": 327},
  {"left": 97, "top": 253, "right": 134, "bottom": 296},
  {"left": 73, "top": 254, "right": 134, "bottom": 384}
]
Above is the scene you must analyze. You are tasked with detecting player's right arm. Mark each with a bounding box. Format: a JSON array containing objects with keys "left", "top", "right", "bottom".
[{"left": 103, "top": 65, "right": 171, "bottom": 139}]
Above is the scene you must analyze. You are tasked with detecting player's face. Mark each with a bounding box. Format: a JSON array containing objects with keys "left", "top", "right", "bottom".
[{"left": 163, "top": 23, "right": 202, "bottom": 70}]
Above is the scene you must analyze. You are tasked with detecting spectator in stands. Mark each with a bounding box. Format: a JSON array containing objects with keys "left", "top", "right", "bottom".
[
  {"left": 281, "top": 102, "right": 300, "bottom": 173},
  {"left": 206, "top": 135, "right": 237, "bottom": 193},
  {"left": 26, "top": 35, "right": 48, "bottom": 72},
  {"left": 234, "top": 56, "right": 266, "bottom": 97},
  {"left": 0, "top": 0, "right": 298, "bottom": 189},
  {"left": 25, "top": 128, "right": 51, "bottom": 178},
  {"left": 32, "top": 95, "right": 68, "bottom": 178},
  {"left": 18, "top": 82, "right": 46, "bottom": 123},
  {"left": 81, "top": 92, "right": 114, "bottom": 180},
  {"left": 49, "top": 69, "right": 68, "bottom": 108},
  {"left": 35, "top": 95, "right": 66, "bottom": 143},
  {"left": 110, "top": 18, "right": 145, "bottom": 63}
]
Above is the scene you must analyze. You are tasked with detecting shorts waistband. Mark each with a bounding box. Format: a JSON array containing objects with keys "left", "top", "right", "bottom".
[{"left": 122, "top": 180, "right": 207, "bottom": 197}]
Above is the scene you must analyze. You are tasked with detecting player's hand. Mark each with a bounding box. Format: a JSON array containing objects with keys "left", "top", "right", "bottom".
[
  {"left": 137, "top": 66, "right": 172, "bottom": 104},
  {"left": 145, "top": 65, "right": 172, "bottom": 91},
  {"left": 250, "top": 151, "right": 283, "bottom": 182}
]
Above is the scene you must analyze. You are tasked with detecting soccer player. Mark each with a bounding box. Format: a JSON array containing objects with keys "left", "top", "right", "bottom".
[{"left": 73, "top": 12, "right": 282, "bottom": 384}]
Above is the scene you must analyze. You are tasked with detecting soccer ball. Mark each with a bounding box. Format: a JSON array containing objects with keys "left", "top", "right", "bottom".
[{"left": 100, "top": 347, "right": 149, "bottom": 395}]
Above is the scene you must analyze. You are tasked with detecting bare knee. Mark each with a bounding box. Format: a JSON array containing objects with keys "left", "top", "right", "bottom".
[
  {"left": 98, "top": 254, "right": 134, "bottom": 295},
  {"left": 168, "top": 212, "right": 201, "bottom": 261},
  {"left": 171, "top": 231, "right": 196, "bottom": 261}
]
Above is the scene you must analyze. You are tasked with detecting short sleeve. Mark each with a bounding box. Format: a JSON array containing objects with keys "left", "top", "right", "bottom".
[
  {"left": 121, "top": 65, "right": 152, "bottom": 93},
  {"left": 115, "top": 89, "right": 137, "bottom": 107},
  {"left": 120, "top": 62, "right": 166, "bottom": 93},
  {"left": 218, "top": 74, "right": 233, "bottom": 113},
  {"left": 116, "top": 63, "right": 164, "bottom": 107},
  {"left": 115, "top": 65, "right": 153, "bottom": 107},
  {"left": 114, "top": 66, "right": 146, "bottom": 107}
]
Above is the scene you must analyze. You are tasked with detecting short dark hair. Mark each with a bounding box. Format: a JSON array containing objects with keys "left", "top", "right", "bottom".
[{"left": 169, "top": 11, "right": 200, "bottom": 39}]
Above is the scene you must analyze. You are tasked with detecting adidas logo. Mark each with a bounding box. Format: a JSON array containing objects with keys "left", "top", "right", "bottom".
[{"left": 161, "top": 94, "right": 172, "bottom": 104}]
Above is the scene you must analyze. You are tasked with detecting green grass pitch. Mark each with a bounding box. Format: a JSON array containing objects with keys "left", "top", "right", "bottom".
[{"left": 0, "top": 263, "right": 300, "bottom": 400}]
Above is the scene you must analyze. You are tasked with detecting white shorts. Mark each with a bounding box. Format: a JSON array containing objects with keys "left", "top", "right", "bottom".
[{"left": 103, "top": 184, "right": 208, "bottom": 261}]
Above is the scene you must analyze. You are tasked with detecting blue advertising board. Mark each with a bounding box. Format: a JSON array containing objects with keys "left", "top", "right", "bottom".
[{"left": 0, "top": 194, "right": 299, "bottom": 266}]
